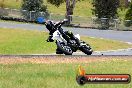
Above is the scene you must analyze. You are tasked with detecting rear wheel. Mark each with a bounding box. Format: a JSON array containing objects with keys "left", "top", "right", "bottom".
[{"left": 56, "top": 41, "right": 73, "bottom": 55}]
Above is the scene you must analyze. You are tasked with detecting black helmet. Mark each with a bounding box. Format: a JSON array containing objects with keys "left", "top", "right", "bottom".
[{"left": 46, "top": 21, "right": 53, "bottom": 31}]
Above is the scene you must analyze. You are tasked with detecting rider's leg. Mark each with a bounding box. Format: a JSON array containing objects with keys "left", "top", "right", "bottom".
[{"left": 65, "top": 31, "right": 81, "bottom": 45}]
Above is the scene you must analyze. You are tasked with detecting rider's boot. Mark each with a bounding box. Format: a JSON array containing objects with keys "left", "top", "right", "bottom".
[{"left": 56, "top": 48, "right": 63, "bottom": 54}]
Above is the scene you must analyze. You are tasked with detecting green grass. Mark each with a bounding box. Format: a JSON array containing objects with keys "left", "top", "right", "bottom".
[
  {"left": 0, "top": 28, "right": 132, "bottom": 54},
  {"left": 0, "top": 0, "right": 93, "bottom": 17},
  {"left": 81, "top": 37, "right": 132, "bottom": 51},
  {"left": 47, "top": 0, "right": 93, "bottom": 17},
  {"left": 0, "top": 59, "right": 132, "bottom": 88},
  {"left": 0, "top": 28, "right": 56, "bottom": 54},
  {"left": 0, "top": 0, "right": 22, "bottom": 9},
  {"left": 0, "top": 0, "right": 127, "bottom": 18},
  {"left": 118, "top": 8, "right": 128, "bottom": 20}
]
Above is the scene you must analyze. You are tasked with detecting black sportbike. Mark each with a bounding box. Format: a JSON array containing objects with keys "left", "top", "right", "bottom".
[{"left": 39, "top": 18, "right": 93, "bottom": 55}]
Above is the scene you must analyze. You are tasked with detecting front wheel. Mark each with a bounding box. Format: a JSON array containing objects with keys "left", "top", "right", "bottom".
[
  {"left": 79, "top": 41, "right": 93, "bottom": 55},
  {"left": 56, "top": 41, "right": 73, "bottom": 55}
]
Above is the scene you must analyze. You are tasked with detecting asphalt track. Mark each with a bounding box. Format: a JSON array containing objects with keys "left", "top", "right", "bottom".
[{"left": 0, "top": 21, "right": 132, "bottom": 55}]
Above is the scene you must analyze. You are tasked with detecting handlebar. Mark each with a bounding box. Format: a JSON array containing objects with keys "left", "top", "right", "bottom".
[
  {"left": 54, "top": 19, "right": 68, "bottom": 28},
  {"left": 44, "top": 19, "right": 68, "bottom": 36},
  {"left": 45, "top": 19, "right": 68, "bottom": 27}
]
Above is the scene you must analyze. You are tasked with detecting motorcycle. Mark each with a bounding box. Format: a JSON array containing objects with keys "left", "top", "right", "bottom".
[{"left": 37, "top": 18, "right": 93, "bottom": 55}]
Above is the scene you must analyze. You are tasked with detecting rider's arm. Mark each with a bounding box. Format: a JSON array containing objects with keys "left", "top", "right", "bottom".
[
  {"left": 45, "top": 21, "right": 55, "bottom": 42},
  {"left": 54, "top": 19, "right": 68, "bottom": 34},
  {"left": 45, "top": 21, "right": 55, "bottom": 35}
]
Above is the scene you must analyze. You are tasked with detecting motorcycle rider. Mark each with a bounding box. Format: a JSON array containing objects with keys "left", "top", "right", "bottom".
[
  {"left": 37, "top": 17, "right": 92, "bottom": 55},
  {"left": 46, "top": 20, "right": 74, "bottom": 42},
  {"left": 45, "top": 20, "right": 76, "bottom": 54},
  {"left": 45, "top": 20, "right": 55, "bottom": 42}
]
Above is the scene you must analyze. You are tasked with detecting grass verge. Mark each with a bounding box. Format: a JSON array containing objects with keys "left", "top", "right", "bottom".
[
  {"left": 0, "top": 28, "right": 132, "bottom": 54},
  {"left": 0, "top": 0, "right": 127, "bottom": 19},
  {"left": 81, "top": 37, "right": 132, "bottom": 51},
  {"left": 0, "top": 57, "right": 132, "bottom": 88}
]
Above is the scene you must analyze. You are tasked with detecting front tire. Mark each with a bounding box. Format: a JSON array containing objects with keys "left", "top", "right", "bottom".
[
  {"left": 56, "top": 41, "right": 73, "bottom": 55},
  {"left": 56, "top": 48, "right": 63, "bottom": 54},
  {"left": 80, "top": 41, "right": 93, "bottom": 55}
]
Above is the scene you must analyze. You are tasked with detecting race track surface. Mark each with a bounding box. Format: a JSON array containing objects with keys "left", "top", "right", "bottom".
[
  {"left": 0, "top": 21, "right": 132, "bottom": 55},
  {"left": 0, "top": 21, "right": 132, "bottom": 43}
]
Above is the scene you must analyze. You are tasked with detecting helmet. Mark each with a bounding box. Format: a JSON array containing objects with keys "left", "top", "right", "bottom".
[{"left": 46, "top": 21, "right": 53, "bottom": 31}]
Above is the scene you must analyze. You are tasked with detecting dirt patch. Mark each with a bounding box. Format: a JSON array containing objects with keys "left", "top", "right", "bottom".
[{"left": 0, "top": 55, "right": 132, "bottom": 64}]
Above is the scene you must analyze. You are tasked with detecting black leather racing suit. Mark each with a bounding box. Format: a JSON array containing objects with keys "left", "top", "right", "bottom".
[
  {"left": 45, "top": 21, "right": 56, "bottom": 42},
  {"left": 46, "top": 20, "right": 74, "bottom": 42}
]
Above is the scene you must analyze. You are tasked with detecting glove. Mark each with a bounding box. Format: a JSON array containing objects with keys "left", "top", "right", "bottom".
[{"left": 46, "top": 38, "right": 54, "bottom": 42}]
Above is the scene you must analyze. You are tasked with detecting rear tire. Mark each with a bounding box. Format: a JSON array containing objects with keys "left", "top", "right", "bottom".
[{"left": 56, "top": 41, "right": 73, "bottom": 55}]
